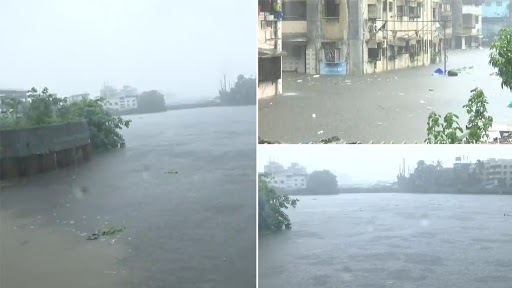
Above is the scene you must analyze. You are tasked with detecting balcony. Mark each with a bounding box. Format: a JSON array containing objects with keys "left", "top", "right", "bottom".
[
  {"left": 282, "top": 21, "right": 307, "bottom": 34},
  {"left": 368, "top": 4, "right": 383, "bottom": 19}
]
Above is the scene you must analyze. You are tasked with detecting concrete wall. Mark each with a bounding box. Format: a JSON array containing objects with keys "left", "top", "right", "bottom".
[
  {"left": 0, "top": 121, "right": 91, "bottom": 179},
  {"left": 258, "top": 81, "right": 278, "bottom": 99},
  {"left": 348, "top": 0, "right": 364, "bottom": 75}
]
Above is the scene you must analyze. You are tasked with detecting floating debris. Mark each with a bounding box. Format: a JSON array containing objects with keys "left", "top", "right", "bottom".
[
  {"left": 165, "top": 170, "right": 178, "bottom": 174},
  {"left": 86, "top": 233, "right": 100, "bottom": 240},
  {"left": 101, "top": 226, "right": 126, "bottom": 236}
]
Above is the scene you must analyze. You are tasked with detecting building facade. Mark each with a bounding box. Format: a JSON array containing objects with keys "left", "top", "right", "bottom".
[
  {"left": 280, "top": 0, "right": 349, "bottom": 75},
  {"left": 484, "top": 158, "right": 512, "bottom": 188},
  {"left": 263, "top": 161, "right": 308, "bottom": 191},
  {"left": 258, "top": 1, "right": 286, "bottom": 99},
  {"left": 450, "top": 0, "right": 483, "bottom": 48},
  {"left": 482, "top": 0, "right": 510, "bottom": 41},
  {"left": 356, "top": 0, "right": 445, "bottom": 74},
  {"left": 104, "top": 95, "right": 138, "bottom": 111},
  {"left": 67, "top": 93, "right": 90, "bottom": 103}
]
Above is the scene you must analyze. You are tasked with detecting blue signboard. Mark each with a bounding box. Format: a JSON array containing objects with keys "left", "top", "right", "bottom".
[{"left": 320, "top": 62, "right": 347, "bottom": 75}]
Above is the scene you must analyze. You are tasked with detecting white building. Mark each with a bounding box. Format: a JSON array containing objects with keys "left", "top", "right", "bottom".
[
  {"left": 67, "top": 93, "right": 90, "bottom": 103},
  {"left": 263, "top": 161, "right": 308, "bottom": 191},
  {"left": 104, "top": 95, "right": 138, "bottom": 111},
  {"left": 460, "top": 0, "right": 483, "bottom": 48},
  {"left": 484, "top": 158, "right": 512, "bottom": 188}
]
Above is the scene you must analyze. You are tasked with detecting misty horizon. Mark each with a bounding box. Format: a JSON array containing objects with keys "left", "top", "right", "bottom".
[
  {"left": 258, "top": 145, "right": 512, "bottom": 184},
  {"left": 0, "top": 0, "right": 255, "bottom": 99}
]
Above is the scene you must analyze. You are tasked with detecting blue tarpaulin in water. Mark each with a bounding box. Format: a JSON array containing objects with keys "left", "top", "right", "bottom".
[
  {"left": 508, "top": 101, "right": 512, "bottom": 108},
  {"left": 432, "top": 68, "right": 444, "bottom": 76}
]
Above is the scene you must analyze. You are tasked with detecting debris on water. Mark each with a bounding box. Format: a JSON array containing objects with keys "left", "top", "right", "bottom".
[
  {"left": 165, "top": 170, "right": 178, "bottom": 174},
  {"left": 86, "top": 233, "right": 100, "bottom": 240},
  {"left": 447, "top": 70, "right": 459, "bottom": 77},
  {"left": 317, "top": 130, "right": 324, "bottom": 135},
  {"left": 432, "top": 68, "right": 444, "bottom": 76},
  {"left": 429, "top": 89, "right": 434, "bottom": 91},
  {"left": 507, "top": 101, "right": 512, "bottom": 108},
  {"left": 319, "top": 136, "right": 342, "bottom": 144},
  {"left": 345, "top": 80, "right": 351, "bottom": 83},
  {"left": 312, "top": 113, "right": 316, "bottom": 118},
  {"left": 420, "top": 100, "right": 426, "bottom": 104},
  {"left": 399, "top": 93, "right": 405, "bottom": 96},
  {"left": 258, "top": 137, "right": 281, "bottom": 144},
  {"left": 313, "top": 75, "right": 320, "bottom": 78},
  {"left": 69, "top": 221, "right": 75, "bottom": 224},
  {"left": 102, "top": 226, "right": 126, "bottom": 236},
  {"left": 376, "top": 122, "right": 383, "bottom": 125},
  {"left": 297, "top": 79, "right": 302, "bottom": 83}
]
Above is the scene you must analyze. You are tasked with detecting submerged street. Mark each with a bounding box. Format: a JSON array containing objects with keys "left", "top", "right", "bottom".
[
  {"left": 259, "top": 193, "right": 512, "bottom": 288},
  {"left": 259, "top": 49, "right": 512, "bottom": 143},
  {"left": 0, "top": 106, "right": 256, "bottom": 288}
]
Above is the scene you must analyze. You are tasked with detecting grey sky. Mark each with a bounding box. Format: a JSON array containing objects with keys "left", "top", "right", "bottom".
[
  {"left": 0, "top": 0, "right": 255, "bottom": 99},
  {"left": 258, "top": 145, "right": 512, "bottom": 183}
]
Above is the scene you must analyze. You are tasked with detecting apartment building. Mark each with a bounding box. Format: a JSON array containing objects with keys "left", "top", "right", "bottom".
[
  {"left": 258, "top": 1, "right": 286, "bottom": 98},
  {"left": 482, "top": 0, "right": 510, "bottom": 41},
  {"left": 280, "top": 0, "right": 349, "bottom": 75},
  {"left": 484, "top": 158, "right": 512, "bottom": 188},
  {"left": 354, "top": 0, "right": 446, "bottom": 74},
  {"left": 450, "top": 0, "right": 483, "bottom": 49},
  {"left": 263, "top": 161, "right": 308, "bottom": 191}
]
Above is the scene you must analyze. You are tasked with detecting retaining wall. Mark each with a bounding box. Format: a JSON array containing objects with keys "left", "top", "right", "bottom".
[{"left": 0, "top": 120, "right": 91, "bottom": 179}]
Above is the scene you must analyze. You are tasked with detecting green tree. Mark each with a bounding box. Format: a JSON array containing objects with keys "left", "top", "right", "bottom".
[
  {"left": 24, "top": 87, "right": 67, "bottom": 126},
  {"left": 58, "top": 98, "right": 131, "bottom": 149},
  {"left": 138, "top": 90, "right": 167, "bottom": 113},
  {"left": 259, "top": 174, "right": 299, "bottom": 232},
  {"left": 219, "top": 75, "right": 256, "bottom": 105},
  {"left": 489, "top": 27, "right": 512, "bottom": 91},
  {"left": 307, "top": 170, "right": 339, "bottom": 195},
  {"left": 425, "top": 88, "right": 493, "bottom": 144}
]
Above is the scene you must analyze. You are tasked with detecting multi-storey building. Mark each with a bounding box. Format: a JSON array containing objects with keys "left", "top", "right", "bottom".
[
  {"left": 280, "top": 0, "right": 349, "bottom": 75},
  {"left": 258, "top": 1, "right": 286, "bottom": 98},
  {"left": 263, "top": 161, "right": 308, "bottom": 191},
  {"left": 484, "top": 158, "right": 512, "bottom": 188},
  {"left": 355, "top": 0, "right": 445, "bottom": 74},
  {"left": 482, "top": 0, "right": 510, "bottom": 41},
  {"left": 450, "top": 0, "right": 483, "bottom": 49}
]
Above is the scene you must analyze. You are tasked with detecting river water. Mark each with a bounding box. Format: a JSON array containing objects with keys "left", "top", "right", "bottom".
[
  {"left": 259, "top": 193, "right": 512, "bottom": 288},
  {"left": 259, "top": 48, "right": 512, "bottom": 143},
  {"left": 0, "top": 106, "right": 256, "bottom": 288}
]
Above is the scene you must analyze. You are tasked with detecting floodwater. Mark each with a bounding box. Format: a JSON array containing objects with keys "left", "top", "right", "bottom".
[
  {"left": 259, "top": 48, "right": 512, "bottom": 143},
  {"left": 0, "top": 106, "right": 256, "bottom": 288},
  {"left": 259, "top": 193, "right": 512, "bottom": 288}
]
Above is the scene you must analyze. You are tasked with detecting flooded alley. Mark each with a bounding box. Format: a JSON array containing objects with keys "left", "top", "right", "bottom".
[
  {"left": 0, "top": 106, "right": 256, "bottom": 288},
  {"left": 259, "top": 193, "right": 512, "bottom": 288},
  {"left": 258, "top": 49, "right": 512, "bottom": 143}
]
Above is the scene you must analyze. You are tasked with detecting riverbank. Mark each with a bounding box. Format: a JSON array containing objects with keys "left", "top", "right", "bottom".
[
  {"left": 112, "top": 102, "right": 255, "bottom": 116},
  {"left": 278, "top": 187, "right": 508, "bottom": 196}
]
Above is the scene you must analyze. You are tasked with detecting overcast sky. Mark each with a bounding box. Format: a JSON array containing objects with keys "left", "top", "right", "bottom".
[
  {"left": 0, "top": 0, "right": 255, "bottom": 99},
  {"left": 258, "top": 145, "right": 512, "bottom": 183}
]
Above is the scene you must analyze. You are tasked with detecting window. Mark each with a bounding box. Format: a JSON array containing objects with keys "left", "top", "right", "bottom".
[
  {"left": 322, "top": 42, "right": 341, "bottom": 62},
  {"left": 497, "top": 1, "right": 503, "bottom": 5},
  {"left": 324, "top": 0, "right": 340, "bottom": 18},
  {"left": 283, "top": 1, "right": 307, "bottom": 20},
  {"left": 389, "top": 3, "right": 393, "bottom": 12},
  {"left": 258, "top": 57, "right": 282, "bottom": 83},
  {"left": 397, "top": 5, "right": 404, "bottom": 16},
  {"left": 383, "top": 1, "right": 387, "bottom": 13},
  {"left": 484, "top": 0, "right": 491, "bottom": 5}
]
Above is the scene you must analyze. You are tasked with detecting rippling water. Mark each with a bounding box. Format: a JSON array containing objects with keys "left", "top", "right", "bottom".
[
  {"left": 0, "top": 106, "right": 256, "bottom": 288},
  {"left": 259, "top": 193, "right": 512, "bottom": 288}
]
